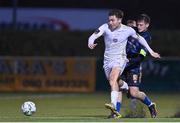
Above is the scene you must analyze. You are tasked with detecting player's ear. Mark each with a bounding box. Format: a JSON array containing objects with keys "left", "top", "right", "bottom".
[
  {"left": 118, "top": 18, "right": 122, "bottom": 23},
  {"left": 145, "top": 23, "right": 149, "bottom": 28}
]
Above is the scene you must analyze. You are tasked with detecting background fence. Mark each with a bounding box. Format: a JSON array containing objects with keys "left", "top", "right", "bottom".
[
  {"left": 0, "top": 57, "right": 96, "bottom": 92},
  {"left": 0, "top": 30, "right": 180, "bottom": 57},
  {"left": 0, "top": 56, "right": 179, "bottom": 92},
  {"left": 96, "top": 57, "right": 180, "bottom": 92}
]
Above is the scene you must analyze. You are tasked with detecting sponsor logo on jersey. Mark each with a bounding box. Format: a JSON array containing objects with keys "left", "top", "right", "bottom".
[{"left": 113, "top": 38, "right": 118, "bottom": 43}]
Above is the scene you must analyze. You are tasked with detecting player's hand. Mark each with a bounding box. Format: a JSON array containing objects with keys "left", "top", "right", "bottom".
[
  {"left": 88, "top": 43, "right": 97, "bottom": 49},
  {"left": 150, "top": 52, "right": 161, "bottom": 58}
]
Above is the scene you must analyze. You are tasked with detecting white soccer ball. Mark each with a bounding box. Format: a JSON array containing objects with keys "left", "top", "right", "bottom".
[{"left": 21, "top": 101, "right": 36, "bottom": 116}]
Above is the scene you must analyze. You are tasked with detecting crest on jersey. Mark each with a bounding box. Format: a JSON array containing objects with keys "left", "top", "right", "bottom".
[
  {"left": 113, "top": 38, "right": 118, "bottom": 43},
  {"left": 94, "top": 29, "right": 100, "bottom": 34}
]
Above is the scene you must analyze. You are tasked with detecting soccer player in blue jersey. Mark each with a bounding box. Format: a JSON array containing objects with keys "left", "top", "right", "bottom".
[{"left": 109, "top": 14, "right": 158, "bottom": 118}]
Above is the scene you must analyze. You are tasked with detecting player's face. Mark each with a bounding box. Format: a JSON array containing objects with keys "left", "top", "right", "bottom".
[
  {"left": 137, "top": 20, "right": 149, "bottom": 32},
  {"left": 108, "top": 15, "right": 121, "bottom": 30}
]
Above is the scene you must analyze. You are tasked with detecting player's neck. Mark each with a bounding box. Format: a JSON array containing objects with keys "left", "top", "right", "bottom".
[
  {"left": 110, "top": 23, "right": 121, "bottom": 31},
  {"left": 140, "top": 29, "right": 148, "bottom": 33}
]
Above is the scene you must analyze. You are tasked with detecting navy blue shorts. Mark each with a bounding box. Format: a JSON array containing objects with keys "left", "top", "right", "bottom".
[
  {"left": 121, "top": 54, "right": 144, "bottom": 87},
  {"left": 121, "top": 66, "right": 141, "bottom": 87}
]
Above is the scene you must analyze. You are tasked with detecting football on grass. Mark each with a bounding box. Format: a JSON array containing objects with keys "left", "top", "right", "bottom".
[{"left": 21, "top": 101, "right": 36, "bottom": 116}]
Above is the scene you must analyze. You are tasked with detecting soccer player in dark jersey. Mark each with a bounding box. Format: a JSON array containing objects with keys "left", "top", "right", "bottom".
[{"left": 110, "top": 14, "right": 158, "bottom": 118}]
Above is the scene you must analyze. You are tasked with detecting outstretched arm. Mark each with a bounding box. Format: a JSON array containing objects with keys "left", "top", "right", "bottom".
[
  {"left": 88, "top": 33, "right": 100, "bottom": 49},
  {"left": 138, "top": 35, "right": 160, "bottom": 58},
  {"left": 132, "top": 33, "right": 160, "bottom": 58},
  {"left": 88, "top": 25, "right": 105, "bottom": 49}
]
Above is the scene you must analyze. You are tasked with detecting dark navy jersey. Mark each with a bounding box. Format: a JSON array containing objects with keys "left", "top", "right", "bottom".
[
  {"left": 139, "top": 31, "right": 152, "bottom": 53},
  {"left": 122, "top": 30, "right": 152, "bottom": 79},
  {"left": 126, "top": 30, "right": 151, "bottom": 58}
]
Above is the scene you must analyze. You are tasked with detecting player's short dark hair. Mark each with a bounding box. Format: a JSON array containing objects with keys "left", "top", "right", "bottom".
[
  {"left": 137, "top": 14, "right": 151, "bottom": 24},
  {"left": 127, "top": 20, "right": 136, "bottom": 25},
  {"left": 108, "top": 9, "right": 124, "bottom": 19}
]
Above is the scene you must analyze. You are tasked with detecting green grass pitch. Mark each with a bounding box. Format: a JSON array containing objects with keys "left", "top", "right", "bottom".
[{"left": 0, "top": 92, "right": 179, "bottom": 122}]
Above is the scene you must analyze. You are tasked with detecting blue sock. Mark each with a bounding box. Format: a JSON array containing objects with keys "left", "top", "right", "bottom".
[
  {"left": 142, "top": 96, "right": 152, "bottom": 106},
  {"left": 116, "top": 102, "right": 121, "bottom": 113}
]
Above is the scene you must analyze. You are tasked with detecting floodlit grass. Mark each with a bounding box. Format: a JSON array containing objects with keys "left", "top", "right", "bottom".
[{"left": 0, "top": 92, "right": 179, "bottom": 122}]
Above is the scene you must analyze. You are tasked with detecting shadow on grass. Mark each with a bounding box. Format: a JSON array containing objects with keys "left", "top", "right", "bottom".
[
  {"left": 171, "top": 110, "right": 180, "bottom": 118},
  {"left": 124, "top": 99, "right": 146, "bottom": 118}
]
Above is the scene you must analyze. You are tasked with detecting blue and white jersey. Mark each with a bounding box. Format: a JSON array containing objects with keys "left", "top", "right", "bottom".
[
  {"left": 88, "top": 23, "right": 138, "bottom": 61},
  {"left": 88, "top": 23, "right": 154, "bottom": 78}
]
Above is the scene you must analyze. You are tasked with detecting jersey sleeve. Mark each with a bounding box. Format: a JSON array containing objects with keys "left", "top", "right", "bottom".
[
  {"left": 88, "top": 24, "right": 106, "bottom": 45},
  {"left": 130, "top": 27, "right": 153, "bottom": 54},
  {"left": 140, "top": 33, "right": 152, "bottom": 56},
  {"left": 129, "top": 27, "right": 137, "bottom": 37}
]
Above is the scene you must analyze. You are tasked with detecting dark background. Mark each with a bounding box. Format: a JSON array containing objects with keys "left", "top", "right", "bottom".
[
  {"left": 0, "top": 0, "right": 180, "bottom": 93},
  {"left": 1, "top": 0, "right": 180, "bottom": 57},
  {"left": 1, "top": 0, "right": 180, "bottom": 29}
]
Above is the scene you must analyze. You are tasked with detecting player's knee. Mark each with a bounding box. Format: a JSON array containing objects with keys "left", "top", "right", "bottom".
[
  {"left": 109, "top": 76, "right": 116, "bottom": 83},
  {"left": 129, "top": 89, "right": 139, "bottom": 98},
  {"left": 109, "top": 80, "right": 118, "bottom": 89}
]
